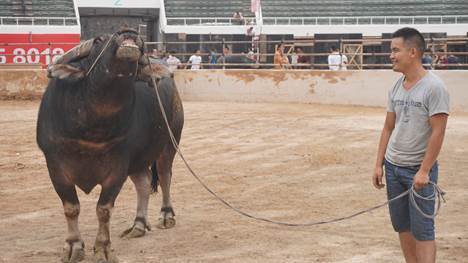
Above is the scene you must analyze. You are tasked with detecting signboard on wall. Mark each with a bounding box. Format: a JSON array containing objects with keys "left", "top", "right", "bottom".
[{"left": 0, "top": 33, "right": 80, "bottom": 65}]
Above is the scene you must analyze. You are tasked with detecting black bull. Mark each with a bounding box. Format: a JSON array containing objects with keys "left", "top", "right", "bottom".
[{"left": 36, "top": 29, "right": 183, "bottom": 263}]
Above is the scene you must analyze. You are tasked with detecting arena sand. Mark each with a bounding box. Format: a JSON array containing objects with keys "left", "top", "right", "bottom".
[{"left": 1, "top": 101, "right": 467, "bottom": 262}]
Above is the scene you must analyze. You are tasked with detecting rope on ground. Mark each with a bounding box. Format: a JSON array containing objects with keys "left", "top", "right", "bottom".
[{"left": 151, "top": 77, "right": 446, "bottom": 227}]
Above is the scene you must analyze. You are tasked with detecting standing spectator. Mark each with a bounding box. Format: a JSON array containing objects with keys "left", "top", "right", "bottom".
[
  {"left": 149, "top": 49, "right": 168, "bottom": 66},
  {"left": 327, "top": 46, "right": 348, "bottom": 70},
  {"left": 296, "top": 47, "right": 310, "bottom": 69},
  {"left": 166, "top": 51, "right": 181, "bottom": 72},
  {"left": 290, "top": 48, "right": 299, "bottom": 69},
  {"left": 232, "top": 11, "right": 244, "bottom": 25},
  {"left": 208, "top": 49, "right": 219, "bottom": 69},
  {"left": 274, "top": 43, "right": 289, "bottom": 69},
  {"left": 186, "top": 50, "right": 202, "bottom": 70},
  {"left": 217, "top": 46, "right": 231, "bottom": 68},
  {"left": 421, "top": 48, "right": 433, "bottom": 69}
]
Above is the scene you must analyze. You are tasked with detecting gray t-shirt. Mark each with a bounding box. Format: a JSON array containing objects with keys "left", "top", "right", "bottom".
[{"left": 385, "top": 71, "right": 450, "bottom": 167}]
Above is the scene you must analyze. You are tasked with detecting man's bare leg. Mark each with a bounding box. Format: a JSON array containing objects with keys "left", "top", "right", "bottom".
[
  {"left": 416, "top": 239, "right": 436, "bottom": 263},
  {"left": 399, "top": 231, "right": 417, "bottom": 263}
]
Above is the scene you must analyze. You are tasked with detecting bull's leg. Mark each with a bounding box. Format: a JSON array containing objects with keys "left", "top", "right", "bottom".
[
  {"left": 93, "top": 177, "right": 126, "bottom": 263},
  {"left": 49, "top": 174, "right": 85, "bottom": 263},
  {"left": 120, "top": 169, "right": 152, "bottom": 239},
  {"left": 156, "top": 144, "right": 177, "bottom": 229}
]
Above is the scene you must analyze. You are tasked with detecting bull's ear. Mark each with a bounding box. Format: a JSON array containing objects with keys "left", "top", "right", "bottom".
[{"left": 47, "top": 64, "right": 85, "bottom": 81}]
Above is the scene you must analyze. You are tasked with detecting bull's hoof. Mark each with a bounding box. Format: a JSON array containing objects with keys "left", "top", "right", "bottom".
[
  {"left": 157, "top": 217, "right": 176, "bottom": 229},
  {"left": 62, "top": 240, "right": 85, "bottom": 263},
  {"left": 93, "top": 245, "right": 119, "bottom": 263},
  {"left": 156, "top": 207, "right": 176, "bottom": 229},
  {"left": 120, "top": 217, "right": 151, "bottom": 239}
]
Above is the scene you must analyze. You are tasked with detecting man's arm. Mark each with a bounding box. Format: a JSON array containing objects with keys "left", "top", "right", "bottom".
[
  {"left": 413, "top": 113, "right": 448, "bottom": 189},
  {"left": 373, "top": 111, "right": 396, "bottom": 189}
]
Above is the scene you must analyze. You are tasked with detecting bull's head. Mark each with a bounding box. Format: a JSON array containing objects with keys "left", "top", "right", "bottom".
[{"left": 48, "top": 26, "right": 145, "bottom": 81}]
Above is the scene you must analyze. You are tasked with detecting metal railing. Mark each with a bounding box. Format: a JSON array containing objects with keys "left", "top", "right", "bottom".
[
  {"left": 1, "top": 38, "right": 468, "bottom": 70},
  {"left": 0, "top": 16, "right": 78, "bottom": 26},
  {"left": 166, "top": 17, "right": 256, "bottom": 26},
  {"left": 263, "top": 15, "right": 468, "bottom": 26}
]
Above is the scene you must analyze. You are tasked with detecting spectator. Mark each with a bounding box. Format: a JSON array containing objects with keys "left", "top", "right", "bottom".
[
  {"left": 223, "top": 45, "right": 231, "bottom": 56},
  {"left": 148, "top": 49, "right": 168, "bottom": 66},
  {"left": 208, "top": 49, "right": 219, "bottom": 69},
  {"left": 290, "top": 48, "right": 299, "bottom": 68},
  {"left": 217, "top": 46, "right": 231, "bottom": 68},
  {"left": 274, "top": 43, "right": 290, "bottom": 69},
  {"left": 274, "top": 43, "right": 284, "bottom": 69},
  {"left": 186, "top": 50, "right": 202, "bottom": 70},
  {"left": 247, "top": 48, "right": 256, "bottom": 62},
  {"left": 327, "top": 45, "right": 348, "bottom": 70},
  {"left": 434, "top": 49, "right": 448, "bottom": 69},
  {"left": 246, "top": 26, "right": 255, "bottom": 37},
  {"left": 166, "top": 51, "right": 181, "bottom": 72},
  {"left": 421, "top": 48, "right": 433, "bottom": 69},
  {"left": 447, "top": 53, "right": 460, "bottom": 69},
  {"left": 296, "top": 47, "right": 310, "bottom": 69},
  {"left": 232, "top": 11, "right": 244, "bottom": 25}
]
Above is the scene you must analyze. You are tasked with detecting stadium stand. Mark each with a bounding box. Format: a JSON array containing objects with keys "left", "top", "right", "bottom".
[
  {"left": 32, "top": 0, "right": 76, "bottom": 17},
  {"left": 0, "top": 0, "right": 75, "bottom": 17},
  {"left": 165, "top": 0, "right": 254, "bottom": 18},
  {"left": 261, "top": 0, "right": 468, "bottom": 18}
]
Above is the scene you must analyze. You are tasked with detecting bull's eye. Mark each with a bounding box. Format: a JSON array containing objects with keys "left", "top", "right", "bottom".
[{"left": 94, "top": 36, "right": 105, "bottom": 44}]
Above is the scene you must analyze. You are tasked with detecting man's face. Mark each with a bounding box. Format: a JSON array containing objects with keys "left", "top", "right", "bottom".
[
  {"left": 196, "top": 50, "right": 201, "bottom": 56},
  {"left": 390, "top": 37, "right": 415, "bottom": 73}
]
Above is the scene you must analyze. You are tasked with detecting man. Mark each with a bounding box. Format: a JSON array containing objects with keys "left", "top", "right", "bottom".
[
  {"left": 421, "top": 48, "right": 433, "bottom": 70},
  {"left": 148, "top": 48, "right": 168, "bottom": 66},
  {"left": 296, "top": 47, "right": 310, "bottom": 69},
  {"left": 186, "top": 50, "right": 202, "bottom": 70},
  {"left": 166, "top": 51, "right": 181, "bottom": 72},
  {"left": 373, "top": 27, "right": 449, "bottom": 263},
  {"left": 274, "top": 43, "right": 289, "bottom": 69},
  {"left": 327, "top": 46, "right": 347, "bottom": 70}
]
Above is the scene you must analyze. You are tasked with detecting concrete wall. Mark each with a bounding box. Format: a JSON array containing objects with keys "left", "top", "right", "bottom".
[
  {"left": 0, "top": 70, "right": 47, "bottom": 99},
  {"left": 174, "top": 70, "right": 468, "bottom": 112},
  {"left": 1, "top": 69, "right": 467, "bottom": 111}
]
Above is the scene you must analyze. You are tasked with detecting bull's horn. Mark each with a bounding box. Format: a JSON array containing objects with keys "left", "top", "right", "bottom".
[
  {"left": 54, "top": 39, "right": 94, "bottom": 65},
  {"left": 48, "top": 64, "right": 85, "bottom": 80}
]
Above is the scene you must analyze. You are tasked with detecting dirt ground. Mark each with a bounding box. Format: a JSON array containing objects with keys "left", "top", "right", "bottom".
[{"left": 0, "top": 100, "right": 467, "bottom": 263}]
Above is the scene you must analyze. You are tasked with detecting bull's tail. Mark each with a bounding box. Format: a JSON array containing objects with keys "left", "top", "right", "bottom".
[{"left": 150, "top": 161, "right": 159, "bottom": 193}]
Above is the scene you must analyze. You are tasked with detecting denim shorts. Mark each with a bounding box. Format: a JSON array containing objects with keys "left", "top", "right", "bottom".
[{"left": 384, "top": 159, "right": 438, "bottom": 241}]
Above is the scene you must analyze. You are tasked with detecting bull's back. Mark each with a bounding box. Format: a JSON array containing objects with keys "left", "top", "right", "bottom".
[{"left": 126, "top": 78, "right": 182, "bottom": 173}]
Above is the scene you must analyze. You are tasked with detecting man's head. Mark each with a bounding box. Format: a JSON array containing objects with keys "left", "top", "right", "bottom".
[
  {"left": 277, "top": 43, "right": 284, "bottom": 52},
  {"left": 152, "top": 49, "right": 159, "bottom": 57},
  {"left": 330, "top": 46, "right": 339, "bottom": 53},
  {"left": 390, "top": 27, "right": 426, "bottom": 72},
  {"left": 195, "top": 50, "right": 201, "bottom": 56}
]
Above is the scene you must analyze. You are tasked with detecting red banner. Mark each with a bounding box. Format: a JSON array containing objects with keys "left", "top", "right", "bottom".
[{"left": 0, "top": 33, "right": 80, "bottom": 65}]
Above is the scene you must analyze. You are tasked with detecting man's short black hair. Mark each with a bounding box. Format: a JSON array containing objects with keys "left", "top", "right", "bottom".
[
  {"left": 330, "top": 45, "right": 338, "bottom": 52},
  {"left": 392, "top": 27, "right": 426, "bottom": 56}
]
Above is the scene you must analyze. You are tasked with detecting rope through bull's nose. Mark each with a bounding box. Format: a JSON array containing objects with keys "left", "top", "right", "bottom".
[{"left": 86, "top": 33, "right": 117, "bottom": 76}]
